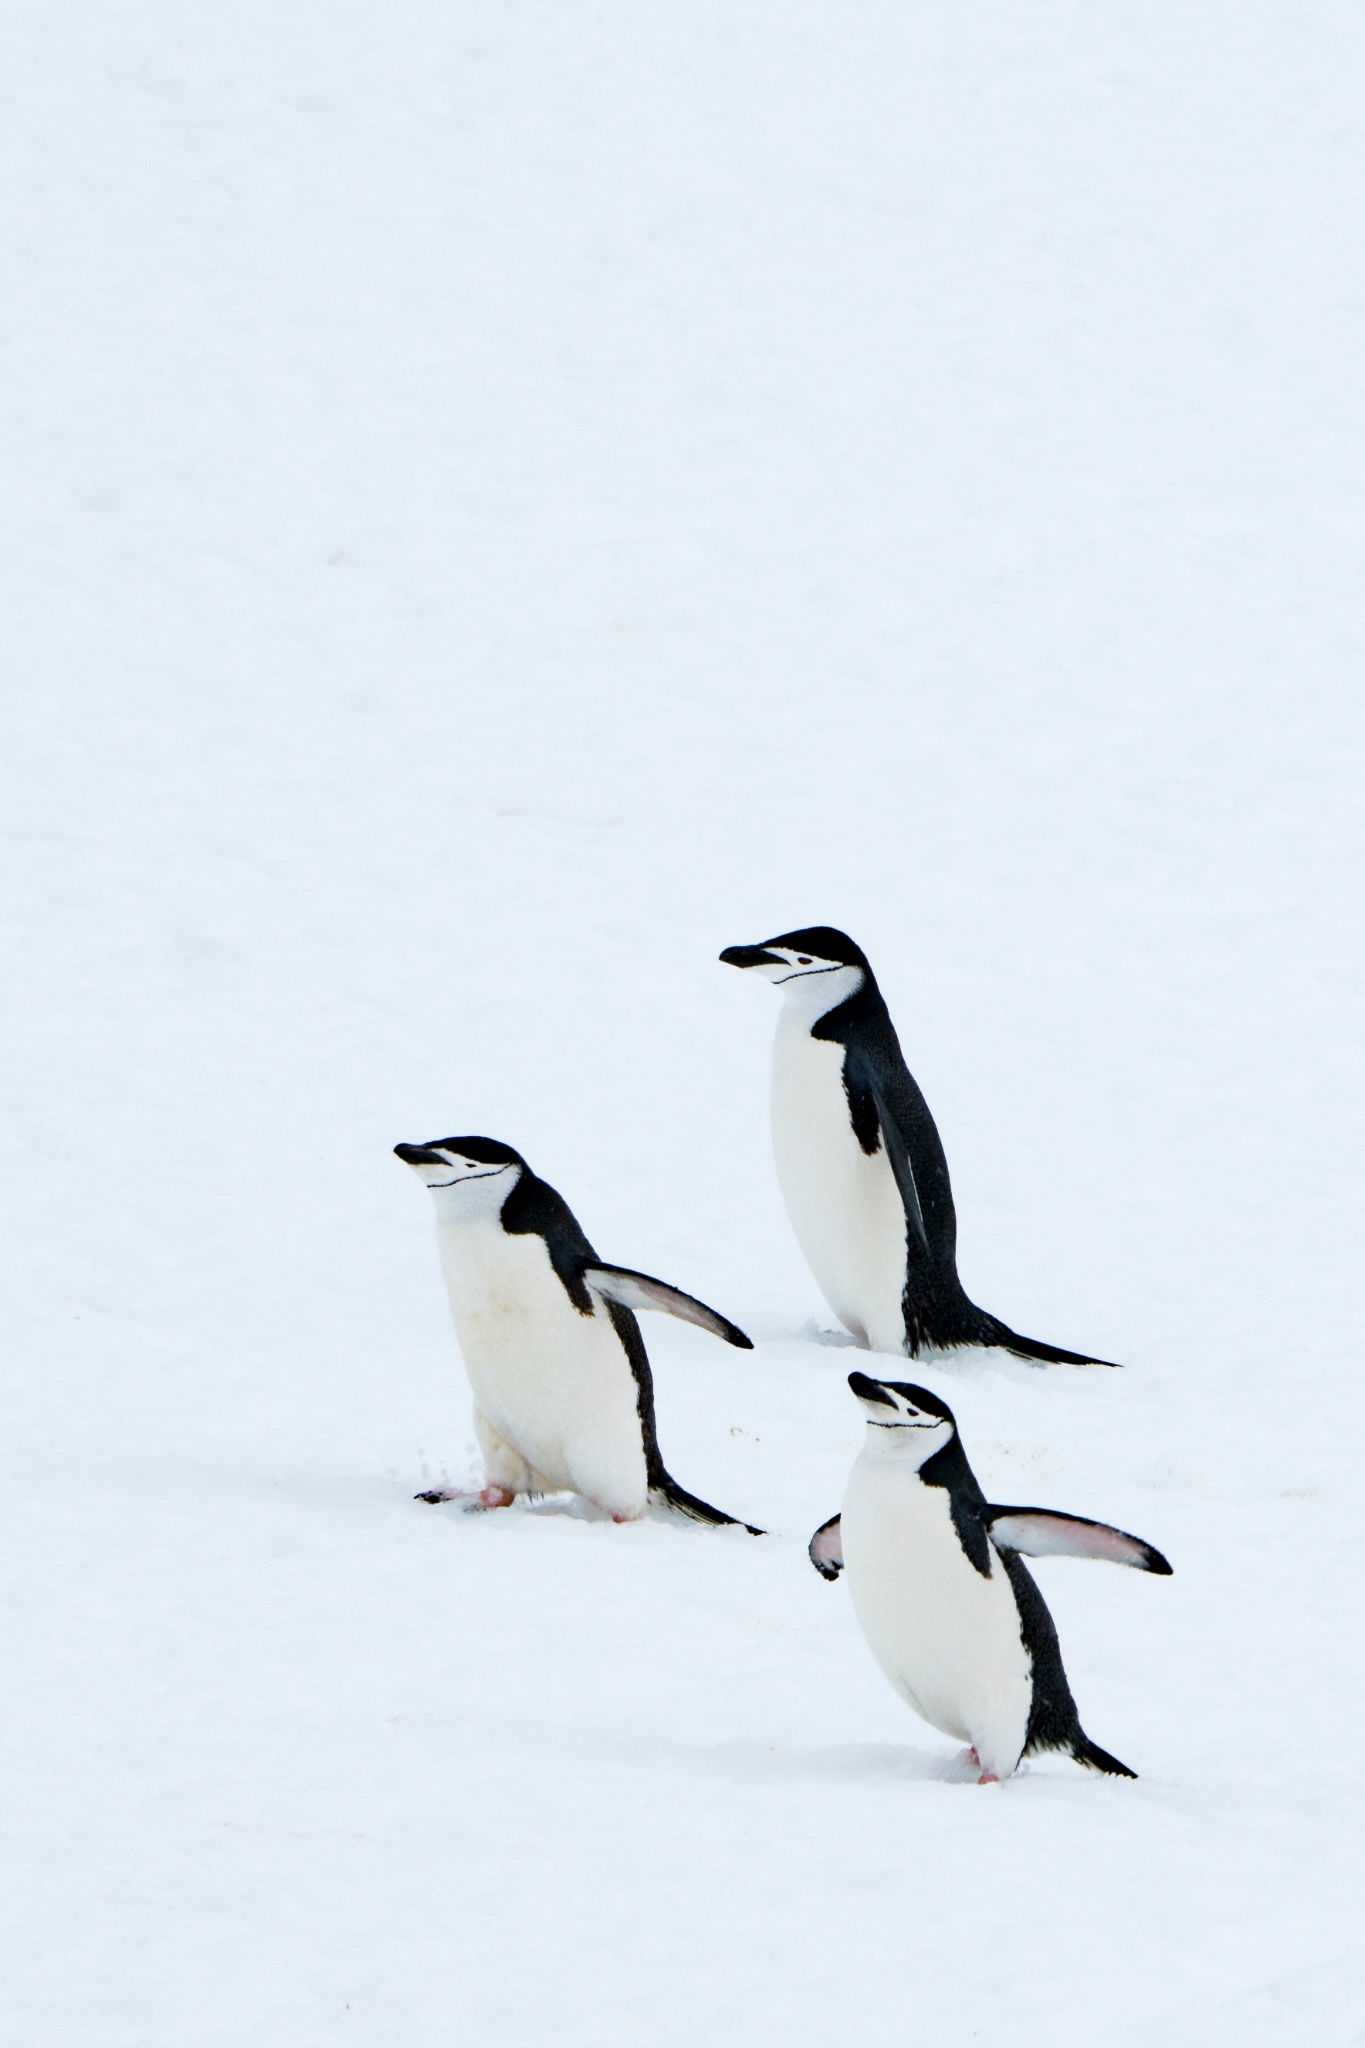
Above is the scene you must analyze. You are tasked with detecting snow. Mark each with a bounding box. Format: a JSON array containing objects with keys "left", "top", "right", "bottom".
[{"left": 3, "top": 1, "right": 1363, "bottom": 2041}]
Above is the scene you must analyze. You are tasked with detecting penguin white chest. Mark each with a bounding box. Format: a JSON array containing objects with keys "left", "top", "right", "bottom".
[
  {"left": 841, "top": 1453, "right": 1033, "bottom": 1768},
  {"left": 433, "top": 1217, "right": 648, "bottom": 1514},
  {"left": 769, "top": 1017, "right": 909, "bottom": 1353}
]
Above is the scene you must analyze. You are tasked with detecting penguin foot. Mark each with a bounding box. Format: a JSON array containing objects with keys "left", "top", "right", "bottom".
[
  {"left": 960, "top": 1747, "right": 980, "bottom": 1768},
  {"left": 413, "top": 1485, "right": 517, "bottom": 1510},
  {"left": 977, "top": 1771, "right": 1001, "bottom": 1786}
]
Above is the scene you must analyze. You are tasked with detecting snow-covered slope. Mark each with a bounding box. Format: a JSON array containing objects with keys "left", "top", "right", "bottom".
[{"left": 3, "top": 3, "right": 1363, "bottom": 2042}]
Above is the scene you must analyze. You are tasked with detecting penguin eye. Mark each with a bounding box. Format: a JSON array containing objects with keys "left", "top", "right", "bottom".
[{"left": 797, "top": 956, "right": 812, "bottom": 964}]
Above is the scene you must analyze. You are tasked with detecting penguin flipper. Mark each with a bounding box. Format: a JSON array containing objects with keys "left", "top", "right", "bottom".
[
  {"left": 979, "top": 1318, "right": 1122, "bottom": 1368},
  {"left": 584, "top": 1266, "right": 753, "bottom": 1348},
  {"left": 984, "top": 1506, "right": 1172, "bottom": 1575},
  {"left": 650, "top": 1476, "right": 763, "bottom": 1535},
  {"left": 868, "top": 1082, "right": 929, "bottom": 1255},
  {"left": 808, "top": 1513, "right": 844, "bottom": 1580}
]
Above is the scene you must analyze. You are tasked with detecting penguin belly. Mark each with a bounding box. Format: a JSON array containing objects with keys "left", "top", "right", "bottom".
[
  {"left": 770, "top": 1017, "right": 909, "bottom": 1353},
  {"left": 434, "top": 1219, "right": 649, "bottom": 1518},
  {"left": 841, "top": 1456, "right": 1034, "bottom": 1774}
]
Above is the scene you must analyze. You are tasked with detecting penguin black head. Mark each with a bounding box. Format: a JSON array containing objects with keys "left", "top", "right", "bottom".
[
  {"left": 848, "top": 1371, "right": 957, "bottom": 1465},
  {"left": 719, "top": 927, "right": 870, "bottom": 1006},
  {"left": 394, "top": 1136, "right": 526, "bottom": 1207}
]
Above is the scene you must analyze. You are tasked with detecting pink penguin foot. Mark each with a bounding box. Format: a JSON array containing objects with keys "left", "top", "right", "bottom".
[
  {"left": 413, "top": 1485, "right": 517, "bottom": 1509},
  {"left": 977, "top": 1770, "right": 1001, "bottom": 1785},
  {"left": 960, "top": 1747, "right": 980, "bottom": 1768}
]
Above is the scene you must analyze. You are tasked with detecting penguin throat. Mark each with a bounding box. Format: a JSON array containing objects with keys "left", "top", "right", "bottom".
[
  {"left": 429, "top": 1168, "right": 522, "bottom": 1222},
  {"left": 864, "top": 1420, "right": 955, "bottom": 1469},
  {"left": 777, "top": 962, "right": 865, "bottom": 1023}
]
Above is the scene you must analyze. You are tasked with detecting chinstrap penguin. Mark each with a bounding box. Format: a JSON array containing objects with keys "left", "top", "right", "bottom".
[
  {"left": 721, "top": 925, "right": 1118, "bottom": 1365},
  {"left": 395, "top": 1136, "right": 761, "bottom": 1531},
  {"left": 809, "top": 1370, "right": 1171, "bottom": 1781}
]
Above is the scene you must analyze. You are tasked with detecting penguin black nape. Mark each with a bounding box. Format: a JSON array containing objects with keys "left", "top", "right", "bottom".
[
  {"left": 720, "top": 925, "right": 1118, "bottom": 1367},
  {"left": 809, "top": 1370, "right": 1170, "bottom": 1782},
  {"left": 395, "top": 1136, "right": 762, "bottom": 1532}
]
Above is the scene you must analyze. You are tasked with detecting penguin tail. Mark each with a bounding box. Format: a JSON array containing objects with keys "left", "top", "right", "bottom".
[
  {"left": 650, "top": 1476, "right": 764, "bottom": 1536},
  {"left": 1072, "top": 1733, "right": 1138, "bottom": 1779},
  {"left": 984, "top": 1318, "right": 1122, "bottom": 1370}
]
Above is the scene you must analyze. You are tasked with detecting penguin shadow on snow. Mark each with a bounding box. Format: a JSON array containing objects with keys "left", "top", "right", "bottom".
[
  {"left": 795, "top": 1324, "right": 1107, "bottom": 1388},
  {"left": 699, "top": 1733, "right": 1128, "bottom": 1787},
  {"left": 415, "top": 1487, "right": 757, "bottom": 1534},
  {"left": 704, "top": 1738, "right": 983, "bottom": 1786},
  {"left": 801, "top": 1318, "right": 860, "bottom": 1349},
  {"left": 770, "top": 1741, "right": 1135, "bottom": 1788}
]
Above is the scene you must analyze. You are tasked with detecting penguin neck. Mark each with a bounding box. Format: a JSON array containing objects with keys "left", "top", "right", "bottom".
[
  {"left": 428, "top": 1170, "right": 520, "bottom": 1231},
  {"left": 775, "top": 964, "right": 867, "bottom": 1035},
  {"left": 918, "top": 1434, "right": 986, "bottom": 1504},
  {"left": 861, "top": 1422, "right": 953, "bottom": 1468}
]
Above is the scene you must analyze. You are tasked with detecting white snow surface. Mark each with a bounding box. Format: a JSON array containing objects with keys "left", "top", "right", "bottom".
[{"left": 3, "top": 3, "right": 1364, "bottom": 2042}]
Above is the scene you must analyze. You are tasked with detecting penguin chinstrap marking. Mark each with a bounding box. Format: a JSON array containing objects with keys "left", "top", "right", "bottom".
[
  {"left": 394, "top": 1137, "right": 762, "bottom": 1532},
  {"left": 720, "top": 926, "right": 1119, "bottom": 1367},
  {"left": 809, "top": 1372, "right": 1171, "bottom": 1782}
]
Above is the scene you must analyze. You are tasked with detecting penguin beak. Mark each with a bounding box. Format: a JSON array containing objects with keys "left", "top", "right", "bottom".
[
  {"left": 848, "top": 1370, "right": 896, "bottom": 1407},
  {"left": 394, "top": 1143, "right": 447, "bottom": 1166},
  {"left": 719, "top": 944, "right": 784, "bottom": 969}
]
